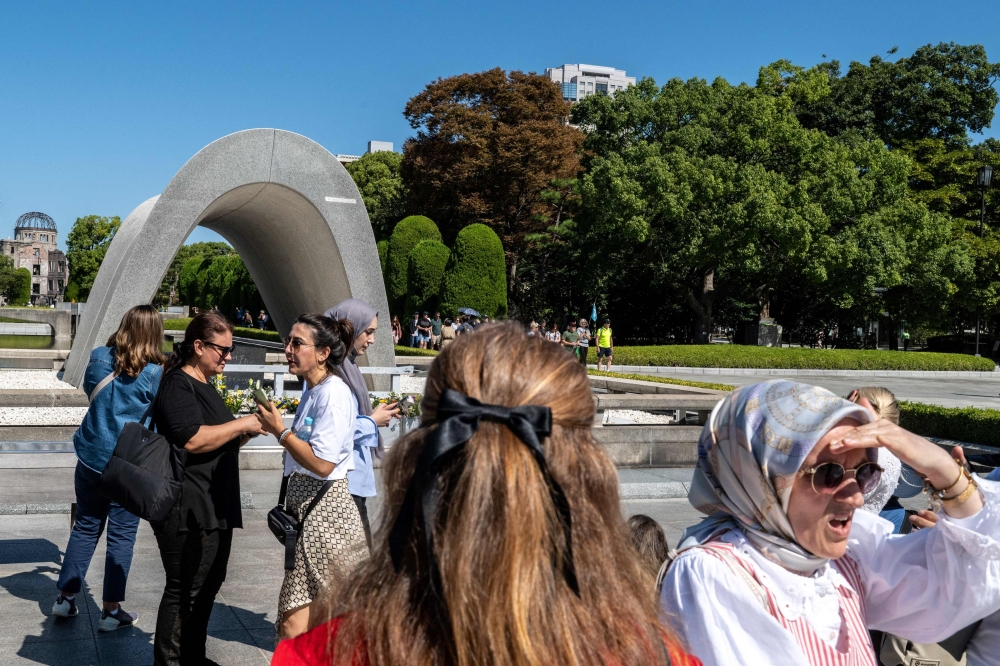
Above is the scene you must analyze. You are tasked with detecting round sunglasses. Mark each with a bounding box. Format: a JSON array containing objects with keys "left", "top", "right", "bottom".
[{"left": 801, "top": 461, "right": 883, "bottom": 495}]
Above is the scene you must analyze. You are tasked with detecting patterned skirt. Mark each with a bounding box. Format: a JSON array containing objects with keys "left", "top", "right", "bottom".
[{"left": 276, "top": 474, "right": 369, "bottom": 619}]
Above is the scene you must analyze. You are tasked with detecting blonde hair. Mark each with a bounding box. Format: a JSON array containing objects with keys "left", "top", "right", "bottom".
[
  {"left": 105, "top": 305, "right": 165, "bottom": 378},
  {"left": 323, "top": 322, "right": 677, "bottom": 666},
  {"left": 854, "top": 386, "right": 900, "bottom": 424}
]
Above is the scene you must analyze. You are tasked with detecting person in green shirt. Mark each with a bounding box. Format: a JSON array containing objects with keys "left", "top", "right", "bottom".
[
  {"left": 596, "top": 319, "right": 613, "bottom": 371},
  {"left": 431, "top": 312, "right": 443, "bottom": 350},
  {"left": 561, "top": 321, "right": 581, "bottom": 358}
]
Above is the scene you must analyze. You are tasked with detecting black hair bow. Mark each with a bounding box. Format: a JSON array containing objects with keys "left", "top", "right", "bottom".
[{"left": 388, "top": 388, "right": 579, "bottom": 596}]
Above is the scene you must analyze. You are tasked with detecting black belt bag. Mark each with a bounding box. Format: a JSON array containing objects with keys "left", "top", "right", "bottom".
[{"left": 268, "top": 474, "right": 333, "bottom": 570}]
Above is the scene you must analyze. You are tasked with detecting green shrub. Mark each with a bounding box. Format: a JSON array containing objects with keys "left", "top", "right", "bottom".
[
  {"left": 233, "top": 327, "right": 281, "bottom": 343},
  {"left": 377, "top": 240, "right": 388, "bottom": 278},
  {"left": 587, "top": 370, "right": 735, "bottom": 392},
  {"left": 900, "top": 401, "right": 1000, "bottom": 447},
  {"left": 162, "top": 317, "right": 192, "bottom": 330},
  {"left": 439, "top": 224, "right": 507, "bottom": 318},
  {"left": 387, "top": 216, "right": 441, "bottom": 314},
  {"left": 177, "top": 256, "right": 208, "bottom": 306},
  {"left": 394, "top": 344, "right": 439, "bottom": 357},
  {"left": 405, "top": 240, "right": 450, "bottom": 315},
  {"left": 582, "top": 344, "right": 995, "bottom": 371},
  {"left": 64, "top": 282, "right": 80, "bottom": 302},
  {"left": 9, "top": 268, "right": 31, "bottom": 306}
]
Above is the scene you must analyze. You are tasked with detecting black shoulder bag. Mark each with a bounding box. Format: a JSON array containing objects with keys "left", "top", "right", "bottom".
[
  {"left": 98, "top": 372, "right": 190, "bottom": 523},
  {"left": 268, "top": 473, "right": 333, "bottom": 570}
]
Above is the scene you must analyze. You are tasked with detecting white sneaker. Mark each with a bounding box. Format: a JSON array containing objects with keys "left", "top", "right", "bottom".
[
  {"left": 51, "top": 595, "right": 79, "bottom": 617},
  {"left": 98, "top": 606, "right": 137, "bottom": 632}
]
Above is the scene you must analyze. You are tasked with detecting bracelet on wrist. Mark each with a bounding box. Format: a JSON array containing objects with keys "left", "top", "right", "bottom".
[
  {"left": 942, "top": 473, "right": 978, "bottom": 508},
  {"left": 278, "top": 429, "right": 293, "bottom": 446}
]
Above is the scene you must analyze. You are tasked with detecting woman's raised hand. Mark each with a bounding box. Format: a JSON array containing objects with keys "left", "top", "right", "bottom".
[
  {"left": 832, "top": 423, "right": 983, "bottom": 518},
  {"left": 371, "top": 401, "right": 401, "bottom": 428},
  {"left": 254, "top": 400, "right": 285, "bottom": 436},
  {"left": 238, "top": 414, "right": 267, "bottom": 437},
  {"left": 831, "top": 419, "right": 956, "bottom": 490}
]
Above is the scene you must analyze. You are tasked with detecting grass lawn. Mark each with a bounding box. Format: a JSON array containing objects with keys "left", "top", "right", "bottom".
[
  {"left": 587, "top": 370, "right": 735, "bottom": 392},
  {"left": 584, "top": 344, "right": 995, "bottom": 372}
]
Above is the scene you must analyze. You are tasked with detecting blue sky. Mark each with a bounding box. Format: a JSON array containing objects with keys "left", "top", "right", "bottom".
[{"left": 4, "top": 0, "right": 1000, "bottom": 249}]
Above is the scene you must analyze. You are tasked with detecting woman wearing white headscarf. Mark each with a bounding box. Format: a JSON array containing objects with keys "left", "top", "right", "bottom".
[
  {"left": 324, "top": 299, "right": 399, "bottom": 550},
  {"left": 661, "top": 380, "right": 1000, "bottom": 666}
]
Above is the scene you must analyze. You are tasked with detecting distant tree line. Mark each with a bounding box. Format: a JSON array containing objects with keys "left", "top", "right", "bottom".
[{"left": 349, "top": 43, "right": 1000, "bottom": 346}]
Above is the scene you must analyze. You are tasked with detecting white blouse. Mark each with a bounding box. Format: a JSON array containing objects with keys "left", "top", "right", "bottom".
[{"left": 661, "top": 479, "right": 1000, "bottom": 666}]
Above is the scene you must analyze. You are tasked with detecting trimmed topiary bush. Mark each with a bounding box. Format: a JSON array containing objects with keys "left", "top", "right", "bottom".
[
  {"left": 377, "top": 240, "right": 388, "bottom": 278},
  {"left": 439, "top": 224, "right": 507, "bottom": 319},
  {"left": 387, "top": 216, "right": 441, "bottom": 314},
  {"left": 405, "top": 240, "right": 450, "bottom": 316}
]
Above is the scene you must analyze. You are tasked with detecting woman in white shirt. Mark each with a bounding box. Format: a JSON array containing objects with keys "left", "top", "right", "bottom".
[
  {"left": 257, "top": 313, "right": 368, "bottom": 641},
  {"left": 661, "top": 379, "right": 1000, "bottom": 666}
]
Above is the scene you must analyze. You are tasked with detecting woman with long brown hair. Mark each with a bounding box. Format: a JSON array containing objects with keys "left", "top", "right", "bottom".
[
  {"left": 52, "top": 305, "right": 165, "bottom": 631},
  {"left": 272, "top": 322, "right": 699, "bottom": 666}
]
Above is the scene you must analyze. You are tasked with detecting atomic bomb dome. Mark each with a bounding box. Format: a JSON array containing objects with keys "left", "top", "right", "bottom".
[{"left": 2, "top": 212, "right": 68, "bottom": 305}]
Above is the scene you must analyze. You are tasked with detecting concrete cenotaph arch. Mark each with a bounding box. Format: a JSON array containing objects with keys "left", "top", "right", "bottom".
[{"left": 64, "top": 129, "right": 393, "bottom": 387}]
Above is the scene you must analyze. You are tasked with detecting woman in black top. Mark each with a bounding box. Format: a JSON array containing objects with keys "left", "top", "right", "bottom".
[{"left": 151, "top": 313, "right": 265, "bottom": 666}]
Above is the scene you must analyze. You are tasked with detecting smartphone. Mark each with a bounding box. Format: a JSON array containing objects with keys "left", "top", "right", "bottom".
[
  {"left": 399, "top": 395, "right": 415, "bottom": 411},
  {"left": 252, "top": 388, "right": 270, "bottom": 407}
]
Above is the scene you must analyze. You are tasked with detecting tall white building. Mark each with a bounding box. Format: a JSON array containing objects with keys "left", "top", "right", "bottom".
[{"left": 545, "top": 64, "right": 636, "bottom": 103}]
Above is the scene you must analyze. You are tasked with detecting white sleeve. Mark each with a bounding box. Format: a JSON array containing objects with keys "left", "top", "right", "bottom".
[
  {"left": 849, "top": 478, "right": 1000, "bottom": 641},
  {"left": 660, "top": 552, "right": 808, "bottom": 666},
  {"left": 308, "top": 388, "right": 356, "bottom": 471}
]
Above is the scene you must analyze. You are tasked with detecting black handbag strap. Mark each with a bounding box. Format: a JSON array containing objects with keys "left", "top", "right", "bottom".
[
  {"left": 278, "top": 474, "right": 290, "bottom": 505},
  {"left": 141, "top": 370, "right": 197, "bottom": 431}
]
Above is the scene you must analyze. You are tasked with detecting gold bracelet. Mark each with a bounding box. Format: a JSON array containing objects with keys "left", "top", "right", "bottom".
[
  {"left": 942, "top": 472, "right": 978, "bottom": 508},
  {"left": 927, "top": 459, "right": 966, "bottom": 500}
]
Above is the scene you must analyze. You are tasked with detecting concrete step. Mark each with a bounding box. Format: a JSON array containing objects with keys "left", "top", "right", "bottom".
[{"left": 0, "top": 389, "right": 88, "bottom": 407}]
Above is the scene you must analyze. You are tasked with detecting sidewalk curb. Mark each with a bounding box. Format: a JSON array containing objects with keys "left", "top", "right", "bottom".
[
  {"left": 619, "top": 481, "right": 688, "bottom": 499},
  {"left": 599, "top": 365, "right": 1000, "bottom": 379},
  {"left": 0, "top": 491, "right": 256, "bottom": 515}
]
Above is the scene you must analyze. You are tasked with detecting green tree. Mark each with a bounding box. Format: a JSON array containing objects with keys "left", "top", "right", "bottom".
[
  {"left": 405, "top": 240, "right": 450, "bottom": 315},
  {"left": 177, "top": 256, "right": 209, "bottom": 307},
  {"left": 386, "top": 216, "right": 441, "bottom": 314},
  {"left": 66, "top": 215, "right": 121, "bottom": 300},
  {"left": 156, "top": 241, "right": 234, "bottom": 306},
  {"left": 345, "top": 151, "right": 407, "bottom": 241},
  {"left": 439, "top": 224, "right": 507, "bottom": 318},
  {"left": 770, "top": 43, "right": 1000, "bottom": 149},
  {"left": 572, "top": 75, "right": 955, "bottom": 343},
  {"left": 8, "top": 268, "right": 31, "bottom": 306},
  {"left": 402, "top": 68, "right": 583, "bottom": 314}
]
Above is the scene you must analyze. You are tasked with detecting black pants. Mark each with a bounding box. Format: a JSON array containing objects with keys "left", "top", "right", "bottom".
[
  {"left": 352, "top": 495, "right": 372, "bottom": 553},
  {"left": 152, "top": 507, "right": 233, "bottom": 666}
]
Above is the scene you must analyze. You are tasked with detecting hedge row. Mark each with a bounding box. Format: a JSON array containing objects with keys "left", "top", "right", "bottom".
[
  {"left": 584, "top": 345, "right": 996, "bottom": 371},
  {"left": 587, "top": 370, "right": 735, "bottom": 392},
  {"left": 394, "top": 345, "right": 439, "bottom": 358},
  {"left": 162, "top": 318, "right": 281, "bottom": 344},
  {"left": 899, "top": 401, "right": 1000, "bottom": 448}
]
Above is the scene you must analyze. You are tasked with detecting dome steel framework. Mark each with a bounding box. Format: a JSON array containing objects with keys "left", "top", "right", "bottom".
[{"left": 14, "top": 212, "right": 57, "bottom": 232}]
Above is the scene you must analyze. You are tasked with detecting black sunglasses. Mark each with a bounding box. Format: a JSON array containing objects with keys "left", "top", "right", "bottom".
[
  {"left": 801, "top": 461, "right": 883, "bottom": 495},
  {"left": 201, "top": 340, "right": 234, "bottom": 358}
]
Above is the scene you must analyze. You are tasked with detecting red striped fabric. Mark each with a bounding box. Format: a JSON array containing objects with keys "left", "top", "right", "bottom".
[{"left": 700, "top": 542, "right": 877, "bottom": 666}]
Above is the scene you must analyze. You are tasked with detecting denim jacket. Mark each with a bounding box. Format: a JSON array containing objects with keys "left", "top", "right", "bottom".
[{"left": 73, "top": 346, "right": 162, "bottom": 472}]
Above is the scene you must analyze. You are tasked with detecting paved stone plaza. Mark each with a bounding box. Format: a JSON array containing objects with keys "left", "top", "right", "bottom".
[{"left": 0, "top": 467, "right": 702, "bottom": 666}]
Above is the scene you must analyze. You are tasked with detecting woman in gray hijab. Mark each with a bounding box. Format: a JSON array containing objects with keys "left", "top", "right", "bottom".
[{"left": 324, "top": 299, "right": 399, "bottom": 549}]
